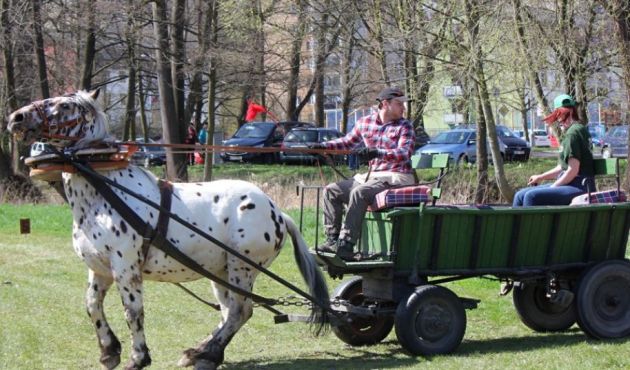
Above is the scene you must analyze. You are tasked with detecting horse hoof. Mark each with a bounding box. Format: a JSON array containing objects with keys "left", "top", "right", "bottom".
[
  {"left": 193, "top": 359, "right": 217, "bottom": 370},
  {"left": 100, "top": 354, "right": 121, "bottom": 370},
  {"left": 177, "top": 348, "right": 197, "bottom": 367}
]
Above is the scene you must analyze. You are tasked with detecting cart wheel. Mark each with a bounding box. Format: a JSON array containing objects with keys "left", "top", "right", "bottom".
[
  {"left": 576, "top": 260, "right": 630, "bottom": 339},
  {"left": 513, "top": 281, "right": 576, "bottom": 332},
  {"left": 394, "top": 285, "right": 466, "bottom": 356},
  {"left": 331, "top": 276, "right": 394, "bottom": 346}
]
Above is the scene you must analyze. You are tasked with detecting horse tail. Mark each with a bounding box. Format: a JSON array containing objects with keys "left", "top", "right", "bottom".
[{"left": 282, "top": 212, "right": 330, "bottom": 335}]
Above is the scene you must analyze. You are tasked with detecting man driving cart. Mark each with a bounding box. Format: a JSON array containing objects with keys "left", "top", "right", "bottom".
[{"left": 310, "top": 87, "right": 416, "bottom": 261}]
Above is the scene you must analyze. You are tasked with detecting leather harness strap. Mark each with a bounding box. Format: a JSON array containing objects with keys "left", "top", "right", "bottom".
[{"left": 142, "top": 179, "right": 173, "bottom": 263}]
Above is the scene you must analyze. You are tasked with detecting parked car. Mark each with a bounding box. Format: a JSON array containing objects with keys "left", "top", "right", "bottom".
[
  {"left": 30, "top": 141, "right": 54, "bottom": 157},
  {"left": 415, "top": 128, "right": 478, "bottom": 165},
  {"left": 588, "top": 123, "right": 607, "bottom": 149},
  {"left": 129, "top": 139, "right": 166, "bottom": 167},
  {"left": 280, "top": 127, "right": 344, "bottom": 164},
  {"left": 495, "top": 125, "right": 531, "bottom": 161},
  {"left": 416, "top": 126, "right": 530, "bottom": 165},
  {"left": 220, "top": 121, "right": 314, "bottom": 163},
  {"left": 530, "top": 129, "right": 551, "bottom": 147},
  {"left": 600, "top": 125, "right": 628, "bottom": 158}
]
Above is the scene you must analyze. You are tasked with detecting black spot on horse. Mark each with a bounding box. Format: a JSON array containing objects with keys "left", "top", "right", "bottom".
[
  {"left": 117, "top": 251, "right": 123, "bottom": 257},
  {"left": 214, "top": 195, "right": 220, "bottom": 203},
  {"left": 241, "top": 195, "right": 247, "bottom": 200},
  {"left": 238, "top": 228, "right": 243, "bottom": 232},
  {"left": 239, "top": 203, "right": 256, "bottom": 211},
  {"left": 120, "top": 220, "right": 127, "bottom": 234},
  {"left": 224, "top": 217, "right": 229, "bottom": 224},
  {"left": 264, "top": 232, "right": 270, "bottom": 242},
  {"left": 129, "top": 293, "right": 135, "bottom": 302},
  {"left": 196, "top": 192, "right": 202, "bottom": 197}
]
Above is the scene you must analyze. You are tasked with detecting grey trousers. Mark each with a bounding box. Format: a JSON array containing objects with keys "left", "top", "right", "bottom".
[{"left": 323, "top": 178, "right": 390, "bottom": 243}]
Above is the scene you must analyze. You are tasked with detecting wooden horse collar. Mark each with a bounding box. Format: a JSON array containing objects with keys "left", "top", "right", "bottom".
[{"left": 25, "top": 145, "right": 137, "bottom": 182}]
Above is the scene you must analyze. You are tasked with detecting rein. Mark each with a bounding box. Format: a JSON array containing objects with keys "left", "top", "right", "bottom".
[{"left": 59, "top": 153, "right": 340, "bottom": 318}]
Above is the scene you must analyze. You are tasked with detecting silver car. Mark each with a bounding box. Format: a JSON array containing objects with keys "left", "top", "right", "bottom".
[{"left": 601, "top": 125, "right": 628, "bottom": 158}]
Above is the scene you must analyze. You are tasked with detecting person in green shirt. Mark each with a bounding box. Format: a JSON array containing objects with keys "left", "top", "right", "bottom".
[{"left": 513, "top": 94, "right": 595, "bottom": 206}]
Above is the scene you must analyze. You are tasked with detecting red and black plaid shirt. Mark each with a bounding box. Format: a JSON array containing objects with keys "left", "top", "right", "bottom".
[{"left": 323, "top": 113, "right": 415, "bottom": 174}]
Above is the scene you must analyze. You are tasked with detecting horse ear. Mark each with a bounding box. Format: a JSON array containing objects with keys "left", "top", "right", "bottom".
[{"left": 89, "top": 88, "right": 100, "bottom": 100}]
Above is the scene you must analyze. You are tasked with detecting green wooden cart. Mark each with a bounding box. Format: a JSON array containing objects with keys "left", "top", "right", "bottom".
[{"left": 309, "top": 155, "right": 630, "bottom": 356}]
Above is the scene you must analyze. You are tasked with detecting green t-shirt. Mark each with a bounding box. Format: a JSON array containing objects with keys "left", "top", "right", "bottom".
[{"left": 558, "top": 123, "right": 594, "bottom": 177}]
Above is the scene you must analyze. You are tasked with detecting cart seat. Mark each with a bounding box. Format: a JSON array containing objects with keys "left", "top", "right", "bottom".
[
  {"left": 368, "top": 153, "right": 450, "bottom": 211},
  {"left": 570, "top": 158, "right": 627, "bottom": 205},
  {"left": 368, "top": 185, "right": 431, "bottom": 211}
]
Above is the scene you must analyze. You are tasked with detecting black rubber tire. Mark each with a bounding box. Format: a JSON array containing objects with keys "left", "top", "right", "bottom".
[
  {"left": 512, "top": 280, "right": 576, "bottom": 332},
  {"left": 394, "top": 285, "right": 466, "bottom": 356},
  {"left": 576, "top": 260, "right": 630, "bottom": 339},
  {"left": 331, "top": 276, "right": 394, "bottom": 346}
]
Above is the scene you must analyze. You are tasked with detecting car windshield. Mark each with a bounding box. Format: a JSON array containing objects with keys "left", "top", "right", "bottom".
[
  {"left": 233, "top": 124, "right": 274, "bottom": 139},
  {"left": 610, "top": 126, "right": 628, "bottom": 138},
  {"left": 285, "top": 130, "right": 319, "bottom": 143},
  {"left": 431, "top": 131, "right": 471, "bottom": 144},
  {"left": 496, "top": 126, "right": 517, "bottom": 138}
]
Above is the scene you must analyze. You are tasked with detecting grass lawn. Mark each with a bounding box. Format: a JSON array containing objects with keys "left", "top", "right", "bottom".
[{"left": 1, "top": 200, "right": 629, "bottom": 369}]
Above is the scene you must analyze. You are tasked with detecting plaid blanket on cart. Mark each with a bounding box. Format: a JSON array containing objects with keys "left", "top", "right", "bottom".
[
  {"left": 570, "top": 189, "right": 627, "bottom": 205},
  {"left": 369, "top": 185, "right": 431, "bottom": 211}
]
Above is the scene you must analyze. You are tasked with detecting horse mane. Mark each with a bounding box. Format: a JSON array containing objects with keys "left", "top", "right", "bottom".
[{"left": 73, "top": 90, "right": 114, "bottom": 148}]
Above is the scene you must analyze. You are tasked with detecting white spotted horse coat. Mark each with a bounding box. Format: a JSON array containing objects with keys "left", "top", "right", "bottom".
[{"left": 7, "top": 90, "right": 330, "bottom": 370}]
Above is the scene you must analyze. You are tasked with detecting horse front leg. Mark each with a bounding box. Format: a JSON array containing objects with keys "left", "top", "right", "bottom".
[
  {"left": 86, "top": 269, "right": 121, "bottom": 370},
  {"left": 111, "top": 261, "right": 151, "bottom": 370}
]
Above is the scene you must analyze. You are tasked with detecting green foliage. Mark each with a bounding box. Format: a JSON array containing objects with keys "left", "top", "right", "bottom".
[{"left": 1, "top": 204, "right": 629, "bottom": 369}]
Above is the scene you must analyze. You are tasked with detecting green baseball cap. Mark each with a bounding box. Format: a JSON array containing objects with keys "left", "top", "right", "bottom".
[{"left": 553, "top": 94, "right": 576, "bottom": 109}]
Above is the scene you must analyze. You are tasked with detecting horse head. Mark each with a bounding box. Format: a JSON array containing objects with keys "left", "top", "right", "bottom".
[{"left": 7, "top": 89, "right": 111, "bottom": 150}]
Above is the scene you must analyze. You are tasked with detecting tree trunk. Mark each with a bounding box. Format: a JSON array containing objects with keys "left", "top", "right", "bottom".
[
  {"left": 203, "top": 0, "right": 219, "bottom": 181},
  {"left": 466, "top": 0, "right": 513, "bottom": 203},
  {"left": 137, "top": 73, "right": 149, "bottom": 142},
  {"left": 153, "top": 0, "right": 187, "bottom": 181},
  {"left": 80, "top": 10, "right": 96, "bottom": 90},
  {"left": 609, "top": 0, "right": 630, "bottom": 188},
  {"left": 32, "top": 0, "right": 50, "bottom": 99},
  {"left": 171, "top": 0, "right": 187, "bottom": 142},
  {"left": 511, "top": 0, "right": 549, "bottom": 115},
  {"left": 474, "top": 93, "right": 489, "bottom": 204},
  {"left": 286, "top": 0, "right": 306, "bottom": 121}
]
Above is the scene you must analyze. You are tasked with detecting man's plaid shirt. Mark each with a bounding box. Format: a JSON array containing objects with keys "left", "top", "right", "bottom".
[{"left": 323, "top": 112, "right": 415, "bottom": 174}]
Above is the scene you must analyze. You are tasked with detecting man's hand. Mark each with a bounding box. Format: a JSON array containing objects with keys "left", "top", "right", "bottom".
[{"left": 355, "top": 147, "right": 379, "bottom": 160}]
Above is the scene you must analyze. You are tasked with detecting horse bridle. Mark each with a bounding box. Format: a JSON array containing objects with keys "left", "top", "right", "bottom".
[{"left": 34, "top": 100, "right": 86, "bottom": 142}]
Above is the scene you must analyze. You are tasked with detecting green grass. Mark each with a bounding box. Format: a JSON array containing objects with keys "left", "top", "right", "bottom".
[{"left": 1, "top": 202, "right": 630, "bottom": 369}]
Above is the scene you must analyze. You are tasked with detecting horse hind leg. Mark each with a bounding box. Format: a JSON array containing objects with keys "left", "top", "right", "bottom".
[
  {"left": 179, "top": 263, "right": 256, "bottom": 369},
  {"left": 86, "top": 270, "right": 121, "bottom": 370}
]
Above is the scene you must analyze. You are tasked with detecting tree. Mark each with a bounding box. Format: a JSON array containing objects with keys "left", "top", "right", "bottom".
[
  {"left": 607, "top": 0, "right": 630, "bottom": 188},
  {"left": 152, "top": 0, "right": 187, "bottom": 181}
]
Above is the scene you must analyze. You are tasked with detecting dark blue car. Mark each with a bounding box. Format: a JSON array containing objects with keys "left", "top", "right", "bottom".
[{"left": 220, "top": 121, "right": 314, "bottom": 163}]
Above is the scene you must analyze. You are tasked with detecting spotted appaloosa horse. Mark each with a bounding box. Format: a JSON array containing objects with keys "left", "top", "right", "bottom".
[{"left": 7, "top": 90, "right": 330, "bottom": 370}]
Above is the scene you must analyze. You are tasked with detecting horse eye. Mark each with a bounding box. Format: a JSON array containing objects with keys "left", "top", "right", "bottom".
[{"left": 61, "top": 103, "right": 70, "bottom": 110}]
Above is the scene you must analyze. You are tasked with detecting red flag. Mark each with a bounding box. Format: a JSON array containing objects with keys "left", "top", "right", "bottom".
[{"left": 245, "top": 100, "right": 268, "bottom": 122}]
